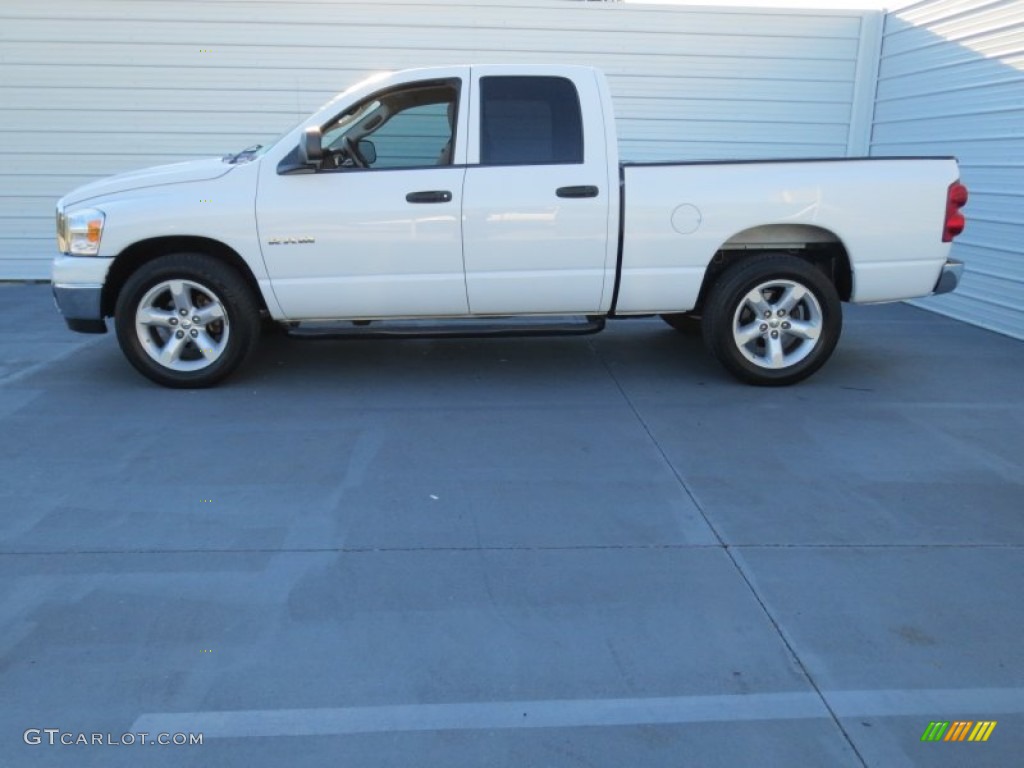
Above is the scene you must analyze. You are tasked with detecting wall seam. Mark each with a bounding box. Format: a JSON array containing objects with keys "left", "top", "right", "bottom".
[{"left": 848, "top": 10, "right": 885, "bottom": 156}]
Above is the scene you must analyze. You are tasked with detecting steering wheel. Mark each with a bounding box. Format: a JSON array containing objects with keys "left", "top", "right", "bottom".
[{"left": 342, "top": 136, "right": 369, "bottom": 168}]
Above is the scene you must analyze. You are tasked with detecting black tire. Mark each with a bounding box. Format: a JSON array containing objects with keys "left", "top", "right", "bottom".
[
  {"left": 701, "top": 253, "right": 841, "bottom": 386},
  {"left": 660, "top": 312, "right": 702, "bottom": 335},
  {"left": 114, "top": 253, "right": 260, "bottom": 388}
]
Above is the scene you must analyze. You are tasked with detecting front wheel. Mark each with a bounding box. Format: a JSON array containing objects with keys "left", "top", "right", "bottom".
[
  {"left": 114, "top": 253, "right": 260, "bottom": 388},
  {"left": 701, "top": 254, "right": 842, "bottom": 386}
]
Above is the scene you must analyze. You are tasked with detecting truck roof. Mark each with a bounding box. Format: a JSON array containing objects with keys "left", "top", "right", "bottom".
[{"left": 382, "top": 64, "right": 602, "bottom": 79}]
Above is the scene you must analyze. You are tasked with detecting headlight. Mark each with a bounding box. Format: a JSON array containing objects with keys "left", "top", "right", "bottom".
[{"left": 61, "top": 208, "right": 106, "bottom": 256}]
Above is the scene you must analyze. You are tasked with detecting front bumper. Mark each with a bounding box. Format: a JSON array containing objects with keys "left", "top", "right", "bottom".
[
  {"left": 51, "top": 255, "right": 114, "bottom": 334},
  {"left": 933, "top": 258, "right": 964, "bottom": 295},
  {"left": 52, "top": 284, "right": 106, "bottom": 333}
]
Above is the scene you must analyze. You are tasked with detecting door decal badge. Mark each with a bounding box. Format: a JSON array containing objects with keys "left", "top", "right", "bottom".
[{"left": 267, "top": 237, "right": 316, "bottom": 245}]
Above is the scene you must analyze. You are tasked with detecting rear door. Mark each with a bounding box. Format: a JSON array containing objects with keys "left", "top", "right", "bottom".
[{"left": 461, "top": 69, "right": 612, "bottom": 315}]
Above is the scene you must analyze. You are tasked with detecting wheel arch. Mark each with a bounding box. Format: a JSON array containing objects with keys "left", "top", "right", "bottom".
[
  {"left": 102, "top": 236, "right": 266, "bottom": 317},
  {"left": 694, "top": 224, "right": 852, "bottom": 313}
]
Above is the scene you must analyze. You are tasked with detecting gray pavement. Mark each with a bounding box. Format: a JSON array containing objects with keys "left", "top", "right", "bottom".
[{"left": 1, "top": 282, "right": 1022, "bottom": 767}]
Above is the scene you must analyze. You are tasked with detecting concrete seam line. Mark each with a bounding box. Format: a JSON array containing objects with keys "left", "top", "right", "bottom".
[{"left": 0, "top": 335, "right": 106, "bottom": 387}]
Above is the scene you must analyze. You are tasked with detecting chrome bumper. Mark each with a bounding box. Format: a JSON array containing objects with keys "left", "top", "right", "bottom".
[
  {"left": 52, "top": 283, "right": 107, "bottom": 333},
  {"left": 933, "top": 258, "right": 964, "bottom": 296}
]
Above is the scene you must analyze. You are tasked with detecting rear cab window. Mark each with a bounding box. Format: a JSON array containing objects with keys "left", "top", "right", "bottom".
[{"left": 479, "top": 76, "right": 584, "bottom": 166}]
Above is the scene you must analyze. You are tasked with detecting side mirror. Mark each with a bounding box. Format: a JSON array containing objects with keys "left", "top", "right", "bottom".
[
  {"left": 299, "top": 127, "right": 323, "bottom": 165},
  {"left": 357, "top": 139, "right": 377, "bottom": 165}
]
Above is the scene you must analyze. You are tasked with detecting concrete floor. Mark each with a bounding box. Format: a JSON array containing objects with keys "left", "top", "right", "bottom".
[{"left": 1, "top": 283, "right": 1022, "bottom": 767}]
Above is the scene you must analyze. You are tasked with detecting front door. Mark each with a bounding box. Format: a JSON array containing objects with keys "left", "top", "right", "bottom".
[{"left": 257, "top": 74, "right": 469, "bottom": 320}]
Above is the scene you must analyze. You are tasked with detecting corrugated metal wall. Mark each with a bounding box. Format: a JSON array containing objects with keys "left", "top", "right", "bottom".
[
  {"left": 0, "top": 0, "right": 874, "bottom": 278},
  {"left": 871, "top": 0, "right": 1024, "bottom": 339}
]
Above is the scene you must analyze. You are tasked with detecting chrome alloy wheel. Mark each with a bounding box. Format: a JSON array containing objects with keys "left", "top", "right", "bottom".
[
  {"left": 134, "top": 279, "right": 230, "bottom": 371},
  {"left": 731, "top": 279, "right": 823, "bottom": 370}
]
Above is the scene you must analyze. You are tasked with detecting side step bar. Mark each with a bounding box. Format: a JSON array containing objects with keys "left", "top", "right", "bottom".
[{"left": 285, "top": 315, "right": 606, "bottom": 341}]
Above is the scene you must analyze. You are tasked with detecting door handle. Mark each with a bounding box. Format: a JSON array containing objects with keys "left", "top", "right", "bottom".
[
  {"left": 406, "top": 190, "right": 452, "bottom": 204},
  {"left": 556, "top": 185, "right": 599, "bottom": 199}
]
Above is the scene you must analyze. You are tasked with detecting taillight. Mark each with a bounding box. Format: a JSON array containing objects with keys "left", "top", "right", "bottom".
[{"left": 943, "top": 181, "right": 968, "bottom": 242}]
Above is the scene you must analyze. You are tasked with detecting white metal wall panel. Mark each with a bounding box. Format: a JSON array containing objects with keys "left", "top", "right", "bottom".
[
  {"left": 871, "top": 0, "right": 1024, "bottom": 339},
  {"left": 0, "top": 0, "right": 873, "bottom": 278}
]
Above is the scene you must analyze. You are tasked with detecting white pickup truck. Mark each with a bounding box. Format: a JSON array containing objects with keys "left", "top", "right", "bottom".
[{"left": 52, "top": 65, "right": 967, "bottom": 388}]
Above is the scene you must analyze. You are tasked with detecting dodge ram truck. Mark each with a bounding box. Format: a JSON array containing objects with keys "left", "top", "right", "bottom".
[{"left": 52, "top": 65, "right": 968, "bottom": 388}]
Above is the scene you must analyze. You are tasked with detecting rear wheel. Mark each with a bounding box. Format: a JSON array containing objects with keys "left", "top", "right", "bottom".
[
  {"left": 114, "top": 253, "right": 260, "bottom": 388},
  {"left": 702, "top": 253, "right": 841, "bottom": 386}
]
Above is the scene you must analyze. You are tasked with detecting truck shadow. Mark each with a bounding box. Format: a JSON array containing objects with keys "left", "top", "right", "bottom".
[{"left": 245, "top": 322, "right": 722, "bottom": 389}]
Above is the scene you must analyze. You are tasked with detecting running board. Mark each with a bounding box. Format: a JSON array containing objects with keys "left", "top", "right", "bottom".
[{"left": 285, "top": 315, "right": 606, "bottom": 341}]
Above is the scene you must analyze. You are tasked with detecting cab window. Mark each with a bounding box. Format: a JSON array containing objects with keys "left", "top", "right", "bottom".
[
  {"left": 479, "top": 76, "right": 583, "bottom": 166},
  {"left": 320, "top": 81, "right": 459, "bottom": 170}
]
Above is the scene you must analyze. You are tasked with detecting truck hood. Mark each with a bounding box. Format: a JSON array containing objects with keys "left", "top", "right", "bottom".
[{"left": 59, "top": 157, "right": 236, "bottom": 206}]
